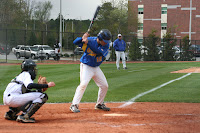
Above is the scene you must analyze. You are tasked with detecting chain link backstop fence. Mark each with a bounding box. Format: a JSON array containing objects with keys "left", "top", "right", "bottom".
[{"left": 0, "top": 28, "right": 200, "bottom": 63}]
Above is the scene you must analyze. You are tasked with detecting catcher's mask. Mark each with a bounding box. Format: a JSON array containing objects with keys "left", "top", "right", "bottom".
[
  {"left": 21, "top": 59, "right": 37, "bottom": 80},
  {"left": 97, "top": 29, "right": 112, "bottom": 44}
]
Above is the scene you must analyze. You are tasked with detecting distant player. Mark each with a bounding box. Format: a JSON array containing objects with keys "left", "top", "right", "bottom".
[
  {"left": 54, "top": 40, "right": 61, "bottom": 61},
  {"left": 113, "top": 34, "right": 127, "bottom": 70},
  {"left": 70, "top": 29, "right": 112, "bottom": 113},
  {"left": 3, "top": 59, "right": 55, "bottom": 123}
]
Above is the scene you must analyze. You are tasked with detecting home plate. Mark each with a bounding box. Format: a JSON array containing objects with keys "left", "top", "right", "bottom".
[{"left": 103, "top": 113, "right": 129, "bottom": 116}]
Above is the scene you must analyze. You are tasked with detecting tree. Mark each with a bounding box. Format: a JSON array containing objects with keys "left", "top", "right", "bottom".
[
  {"left": 143, "top": 29, "right": 160, "bottom": 61},
  {"left": 162, "top": 31, "right": 177, "bottom": 61},
  {"left": 94, "top": 0, "right": 134, "bottom": 35},
  {"left": 0, "top": 0, "right": 52, "bottom": 30},
  {"left": 181, "top": 36, "right": 193, "bottom": 61},
  {"left": 28, "top": 31, "right": 37, "bottom": 45},
  {"left": 128, "top": 2, "right": 138, "bottom": 34},
  {"left": 34, "top": 1, "right": 52, "bottom": 23},
  {"left": 0, "top": 0, "right": 26, "bottom": 28},
  {"left": 24, "top": 0, "right": 36, "bottom": 21},
  {"left": 47, "top": 32, "right": 56, "bottom": 48},
  {"left": 129, "top": 36, "right": 142, "bottom": 61},
  {"left": 95, "top": 2, "right": 114, "bottom": 32},
  {"left": 113, "top": 0, "right": 129, "bottom": 34}
]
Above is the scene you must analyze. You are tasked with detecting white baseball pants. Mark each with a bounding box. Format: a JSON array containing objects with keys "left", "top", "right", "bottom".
[
  {"left": 115, "top": 51, "right": 126, "bottom": 68},
  {"left": 72, "top": 63, "right": 108, "bottom": 105},
  {"left": 3, "top": 92, "right": 45, "bottom": 108}
]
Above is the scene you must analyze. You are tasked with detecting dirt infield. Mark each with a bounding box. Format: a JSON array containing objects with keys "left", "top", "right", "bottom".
[
  {"left": 171, "top": 67, "right": 200, "bottom": 73},
  {"left": 1, "top": 102, "right": 200, "bottom": 133}
]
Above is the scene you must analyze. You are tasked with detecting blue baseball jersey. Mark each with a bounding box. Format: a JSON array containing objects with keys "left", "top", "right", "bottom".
[
  {"left": 73, "top": 37, "right": 109, "bottom": 67},
  {"left": 113, "top": 39, "right": 126, "bottom": 51}
]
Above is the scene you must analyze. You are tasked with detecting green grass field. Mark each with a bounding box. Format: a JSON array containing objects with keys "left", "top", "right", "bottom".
[{"left": 1, "top": 61, "right": 200, "bottom": 104}]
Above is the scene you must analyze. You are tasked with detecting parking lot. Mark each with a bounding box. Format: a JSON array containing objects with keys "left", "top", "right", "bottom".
[
  {"left": 0, "top": 51, "right": 76, "bottom": 62},
  {"left": 1, "top": 49, "right": 200, "bottom": 62}
]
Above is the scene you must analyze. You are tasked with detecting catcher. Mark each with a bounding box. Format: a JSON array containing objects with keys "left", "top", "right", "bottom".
[{"left": 3, "top": 59, "right": 55, "bottom": 123}]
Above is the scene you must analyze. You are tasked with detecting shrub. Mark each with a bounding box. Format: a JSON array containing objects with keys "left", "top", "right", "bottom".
[
  {"left": 129, "top": 36, "right": 142, "bottom": 61},
  {"left": 143, "top": 29, "right": 160, "bottom": 61},
  {"left": 180, "top": 36, "right": 194, "bottom": 61},
  {"left": 162, "top": 33, "right": 177, "bottom": 61}
]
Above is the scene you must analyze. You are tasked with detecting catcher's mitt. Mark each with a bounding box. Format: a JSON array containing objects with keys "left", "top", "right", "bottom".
[{"left": 38, "top": 75, "right": 48, "bottom": 92}]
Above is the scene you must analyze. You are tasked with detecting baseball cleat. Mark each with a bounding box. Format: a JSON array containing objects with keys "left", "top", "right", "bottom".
[
  {"left": 70, "top": 104, "right": 80, "bottom": 113},
  {"left": 95, "top": 103, "right": 110, "bottom": 111},
  {"left": 16, "top": 115, "right": 35, "bottom": 123},
  {"left": 4, "top": 107, "right": 20, "bottom": 120},
  {"left": 4, "top": 111, "right": 18, "bottom": 120}
]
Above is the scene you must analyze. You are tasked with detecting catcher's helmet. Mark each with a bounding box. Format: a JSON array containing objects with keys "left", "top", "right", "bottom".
[
  {"left": 21, "top": 59, "right": 37, "bottom": 80},
  {"left": 97, "top": 29, "right": 112, "bottom": 44}
]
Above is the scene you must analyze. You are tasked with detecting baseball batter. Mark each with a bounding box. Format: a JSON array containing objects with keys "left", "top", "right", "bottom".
[
  {"left": 70, "top": 29, "right": 112, "bottom": 113},
  {"left": 3, "top": 59, "right": 55, "bottom": 123}
]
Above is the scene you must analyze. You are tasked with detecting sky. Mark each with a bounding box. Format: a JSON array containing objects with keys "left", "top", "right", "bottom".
[{"left": 34, "top": 0, "right": 106, "bottom": 20}]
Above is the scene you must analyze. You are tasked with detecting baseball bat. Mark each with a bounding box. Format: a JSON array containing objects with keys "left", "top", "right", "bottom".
[{"left": 87, "top": 6, "right": 101, "bottom": 33}]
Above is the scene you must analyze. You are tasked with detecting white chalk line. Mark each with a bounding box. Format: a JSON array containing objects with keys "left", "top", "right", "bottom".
[
  {"left": 128, "top": 69, "right": 146, "bottom": 72},
  {"left": 118, "top": 73, "right": 192, "bottom": 108},
  {"left": 87, "top": 118, "right": 200, "bottom": 128}
]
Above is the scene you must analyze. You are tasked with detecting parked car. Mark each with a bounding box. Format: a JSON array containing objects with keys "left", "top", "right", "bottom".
[
  {"left": 12, "top": 45, "right": 24, "bottom": 54},
  {"left": 15, "top": 45, "right": 27, "bottom": 59},
  {"left": 140, "top": 45, "right": 148, "bottom": 55},
  {"left": 34, "top": 45, "right": 56, "bottom": 59},
  {"left": 12, "top": 45, "right": 24, "bottom": 56},
  {"left": 173, "top": 46, "right": 181, "bottom": 54},
  {"left": 189, "top": 44, "right": 200, "bottom": 57},
  {"left": 173, "top": 46, "right": 182, "bottom": 60},
  {"left": 0, "top": 43, "right": 11, "bottom": 55},
  {"left": 28, "top": 46, "right": 46, "bottom": 59},
  {"left": 74, "top": 47, "right": 83, "bottom": 55},
  {"left": 14, "top": 45, "right": 46, "bottom": 59}
]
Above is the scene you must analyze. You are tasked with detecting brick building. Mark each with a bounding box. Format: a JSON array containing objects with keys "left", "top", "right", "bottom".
[{"left": 129, "top": 0, "right": 200, "bottom": 42}]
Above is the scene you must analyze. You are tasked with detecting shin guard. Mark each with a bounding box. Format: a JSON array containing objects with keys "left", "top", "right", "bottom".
[{"left": 23, "top": 102, "right": 42, "bottom": 119}]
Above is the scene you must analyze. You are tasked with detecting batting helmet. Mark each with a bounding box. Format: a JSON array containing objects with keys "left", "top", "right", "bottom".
[
  {"left": 21, "top": 59, "right": 37, "bottom": 80},
  {"left": 97, "top": 29, "right": 112, "bottom": 44}
]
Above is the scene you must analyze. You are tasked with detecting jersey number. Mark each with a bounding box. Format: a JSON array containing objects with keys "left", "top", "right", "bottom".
[{"left": 96, "top": 56, "right": 102, "bottom": 62}]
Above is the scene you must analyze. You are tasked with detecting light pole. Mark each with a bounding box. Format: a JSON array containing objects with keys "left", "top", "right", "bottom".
[
  {"left": 63, "top": 16, "right": 64, "bottom": 37},
  {"left": 62, "top": 14, "right": 69, "bottom": 37},
  {"left": 189, "top": 0, "right": 192, "bottom": 42},
  {"left": 59, "top": 0, "right": 62, "bottom": 53},
  {"left": 72, "top": 21, "right": 74, "bottom": 32}
]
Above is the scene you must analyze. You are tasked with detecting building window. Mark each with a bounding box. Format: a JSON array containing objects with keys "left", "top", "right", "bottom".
[
  {"left": 138, "top": 23, "right": 143, "bottom": 30},
  {"left": 138, "top": 8, "right": 143, "bottom": 14},
  {"left": 161, "top": 23, "right": 167, "bottom": 30},
  {"left": 161, "top": 7, "right": 167, "bottom": 14}
]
